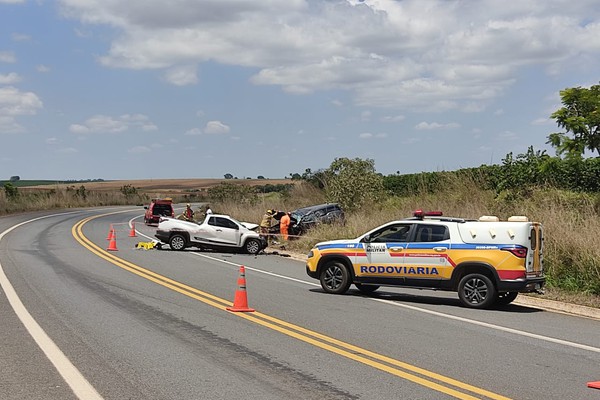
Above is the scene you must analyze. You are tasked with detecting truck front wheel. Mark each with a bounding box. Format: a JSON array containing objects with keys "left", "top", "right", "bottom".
[
  {"left": 169, "top": 234, "right": 187, "bottom": 251},
  {"left": 320, "top": 261, "right": 351, "bottom": 294}
]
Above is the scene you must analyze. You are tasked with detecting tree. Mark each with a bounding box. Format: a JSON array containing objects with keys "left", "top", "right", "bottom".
[
  {"left": 3, "top": 183, "right": 18, "bottom": 200},
  {"left": 548, "top": 83, "right": 600, "bottom": 158},
  {"left": 224, "top": 173, "right": 234, "bottom": 179},
  {"left": 9, "top": 176, "right": 20, "bottom": 182},
  {"left": 324, "top": 157, "right": 385, "bottom": 211}
]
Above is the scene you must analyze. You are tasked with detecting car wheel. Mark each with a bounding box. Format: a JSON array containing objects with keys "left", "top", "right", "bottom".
[
  {"left": 319, "top": 261, "right": 351, "bottom": 294},
  {"left": 458, "top": 273, "right": 497, "bottom": 309},
  {"left": 245, "top": 239, "right": 261, "bottom": 255},
  {"left": 169, "top": 234, "right": 187, "bottom": 251},
  {"left": 496, "top": 291, "right": 518, "bottom": 305},
  {"left": 355, "top": 283, "right": 380, "bottom": 294}
]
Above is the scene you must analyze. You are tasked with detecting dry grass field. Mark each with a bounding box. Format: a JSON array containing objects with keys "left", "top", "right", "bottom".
[{"left": 42, "top": 178, "right": 293, "bottom": 192}]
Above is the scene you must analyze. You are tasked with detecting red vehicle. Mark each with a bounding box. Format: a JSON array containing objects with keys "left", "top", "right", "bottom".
[{"left": 144, "top": 198, "right": 174, "bottom": 225}]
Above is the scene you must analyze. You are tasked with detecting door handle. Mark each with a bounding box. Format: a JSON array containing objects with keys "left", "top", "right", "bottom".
[
  {"left": 389, "top": 247, "right": 404, "bottom": 251},
  {"left": 433, "top": 247, "right": 447, "bottom": 252}
]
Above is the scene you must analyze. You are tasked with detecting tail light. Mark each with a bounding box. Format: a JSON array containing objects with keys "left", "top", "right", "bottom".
[{"left": 501, "top": 246, "right": 527, "bottom": 258}]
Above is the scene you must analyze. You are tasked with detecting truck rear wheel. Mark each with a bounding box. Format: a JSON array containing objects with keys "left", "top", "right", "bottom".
[{"left": 458, "top": 273, "right": 497, "bottom": 309}]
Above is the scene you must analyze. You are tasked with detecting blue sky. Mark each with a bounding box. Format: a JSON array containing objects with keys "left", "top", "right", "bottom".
[{"left": 1, "top": 0, "right": 599, "bottom": 180}]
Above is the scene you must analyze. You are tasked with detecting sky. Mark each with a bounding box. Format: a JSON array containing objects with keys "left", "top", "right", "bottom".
[{"left": 1, "top": 0, "right": 600, "bottom": 180}]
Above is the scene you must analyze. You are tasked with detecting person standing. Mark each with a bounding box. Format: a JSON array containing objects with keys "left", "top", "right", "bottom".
[
  {"left": 259, "top": 209, "right": 276, "bottom": 245},
  {"left": 184, "top": 203, "right": 194, "bottom": 221},
  {"left": 280, "top": 212, "right": 291, "bottom": 243}
]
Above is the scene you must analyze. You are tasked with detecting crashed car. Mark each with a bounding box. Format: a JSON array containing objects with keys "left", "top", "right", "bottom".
[
  {"left": 155, "top": 213, "right": 267, "bottom": 255},
  {"left": 270, "top": 203, "right": 345, "bottom": 238}
]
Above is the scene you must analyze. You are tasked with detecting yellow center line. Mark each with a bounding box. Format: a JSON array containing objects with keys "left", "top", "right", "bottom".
[{"left": 72, "top": 213, "right": 511, "bottom": 400}]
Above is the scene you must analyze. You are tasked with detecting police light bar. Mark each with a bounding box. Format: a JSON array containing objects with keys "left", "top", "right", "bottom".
[{"left": 413, "top": 210, "right": 443, "bottom": 219}]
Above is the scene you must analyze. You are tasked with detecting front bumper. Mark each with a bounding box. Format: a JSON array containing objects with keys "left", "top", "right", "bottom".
[{"left": 306, "top": 265, "right": 318, "bottom": 279}]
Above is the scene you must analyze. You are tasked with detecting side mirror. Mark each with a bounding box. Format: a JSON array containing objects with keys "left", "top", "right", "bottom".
[
  {"left": 144, "top": 206, "right": 148, "bottom": 209},
  {"left": 362, "top": 234, "right": 371, "bottom": 243}
]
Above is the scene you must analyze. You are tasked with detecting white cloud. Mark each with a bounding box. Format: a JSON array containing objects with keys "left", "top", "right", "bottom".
[
  {"left": 37, "top": 65, "right": 51, "bottom": 73},
  {"left": 0, "top": 116, "right": 23, "bottom": 133},
  {"left": 204, "top": 120, "right": 230, "bottom": 135},
  {"left": 164, "top": 65, "right": 198, "bottom": 86},
  {"left": 0, "top": 51, "right": 16, "bottom": 63},
  {"left": 359, "top": 132, "right": 387, "bottom": 139},
  {"left": 0, "top": 87, "right": 41, "bottom": 116},
  {"left": 69, "top": 113, "right": 157, "bottom": 134},
  {"left": 0, "top": 87, "right": 43, "bottom": 133},
  {"left": 46, "top": 137, "right": 59, "bottom": 145},
  {"left": 415, "top": 121, "right": 460, "bottom": 130},
  {"left": 55, "top": 1, "right": 600, "bottom": 113},
  {"left": 0, "top": 73, "right": 21, "bottom": 84}
]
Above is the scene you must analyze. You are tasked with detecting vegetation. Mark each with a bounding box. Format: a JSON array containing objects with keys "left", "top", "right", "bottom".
[{"left": 547, "top": 82, "right": 600, "bottom": 158}]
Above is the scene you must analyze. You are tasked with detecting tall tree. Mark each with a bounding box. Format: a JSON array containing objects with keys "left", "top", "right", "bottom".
[
  {"left": 324, "top": 157, "right": 384, "bottom": 211},
  {"left": 548, "top": 83, "right": 600, "bottom": 158}
]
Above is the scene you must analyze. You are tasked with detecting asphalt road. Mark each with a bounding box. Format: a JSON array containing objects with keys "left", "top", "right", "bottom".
[{"left": 1, "top": 207, "right": 599, "bottom": 400}]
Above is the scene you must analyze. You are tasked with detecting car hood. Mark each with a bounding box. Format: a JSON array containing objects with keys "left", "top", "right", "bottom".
[{"left": 240, "top": 222, "right": 259, "bottom": 231}]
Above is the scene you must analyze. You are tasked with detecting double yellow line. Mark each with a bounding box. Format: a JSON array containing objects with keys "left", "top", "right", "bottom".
[{"left": 73, "top": 213, "right": 511, "bottom": 400}]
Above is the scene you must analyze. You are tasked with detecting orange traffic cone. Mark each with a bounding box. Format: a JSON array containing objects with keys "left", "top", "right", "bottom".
[
  {"left": 129, "top": 222, "right": 137, "bottom": 237},
  {"left": 106, "top": 226, "right": 115, "bottom": 241},
  {"left": 107, "top": 231, "right": 118, "bottom": 251},
  {"left": 226, "top": 266, "right": 255, "bottom": 312},
  {"left": 589, "top": 381, "right": 600, "bottom": 390}
]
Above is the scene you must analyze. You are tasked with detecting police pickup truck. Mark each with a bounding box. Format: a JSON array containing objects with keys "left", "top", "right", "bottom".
[{"left": 305, "top": 210, "right": 544, "bottom": 308}]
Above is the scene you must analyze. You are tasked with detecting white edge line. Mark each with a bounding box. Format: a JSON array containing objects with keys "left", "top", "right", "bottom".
[
  {"left": 0, "top": 211, "right": 110, "bottom": 400},
  {"left": 185, "top": 251, "right": 600, "bottom": 355}
]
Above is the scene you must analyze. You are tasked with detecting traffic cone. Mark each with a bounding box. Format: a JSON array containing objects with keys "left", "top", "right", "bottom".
[
  {"left": 226, "top": 266, "right": 255, "bottom": 312},
  {"left": 589, "top": 381, "right": 600, "bottom": 390},
  {"left": 106, "top": 226, "right": 115, "bottom": 241},
  {"left": 107, "top": 231, "right": 118, "bottom": 251},
  {"left": 129, "top": 222, "right": 137, "bottom": 237}
]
